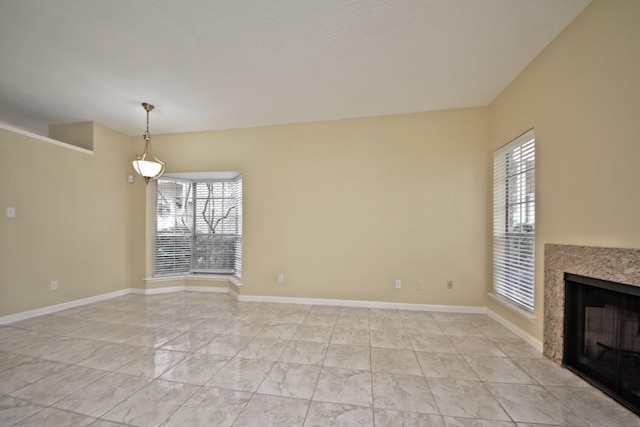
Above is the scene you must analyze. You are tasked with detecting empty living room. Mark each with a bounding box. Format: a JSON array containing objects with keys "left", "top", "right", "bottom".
[{"left": 1, "top": 0, "right": 639, "bottom": 426}]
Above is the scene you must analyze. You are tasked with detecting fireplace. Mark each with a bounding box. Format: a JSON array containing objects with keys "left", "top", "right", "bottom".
[
  {"left": 543, "top": 245, "right": 640, "bottom": 414},
  {"left": 564, "top": 273, "right": 640, "bottom": 414}
]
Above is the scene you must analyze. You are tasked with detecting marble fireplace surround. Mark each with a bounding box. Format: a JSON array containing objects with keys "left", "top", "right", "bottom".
[{"left": 544, "top": 244, "right": 640, "bottom": 363}]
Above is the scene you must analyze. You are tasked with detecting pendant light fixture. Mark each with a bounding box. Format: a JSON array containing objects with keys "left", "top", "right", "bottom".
[{"left": 132, "top": 102, "right": 165, "bottom": 184}]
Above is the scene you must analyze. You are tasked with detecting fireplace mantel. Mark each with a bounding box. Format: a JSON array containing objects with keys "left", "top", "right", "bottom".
[{"left": 543, "top": 244, "right": 640, "bottom": 363}]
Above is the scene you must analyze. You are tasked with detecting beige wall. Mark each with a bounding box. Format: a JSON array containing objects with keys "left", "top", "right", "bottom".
[
  {"left": 0, "top": 123, "right": 133, "bottom": 316},
  {"left": 7, "top": 0, "right": 635, "bottom": 339},
  {"left": 49, "top": 121, "right": 94, "bottom": 150},
  {"left": 488, "top": 0, "right": 640, "bottom": 339},
  {"left": 135, "top": 108, "right": 490, "bottom": 306}
]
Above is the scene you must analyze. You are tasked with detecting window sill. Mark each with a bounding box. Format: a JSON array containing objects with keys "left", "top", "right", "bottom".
[
  {"left": 144, "top": 274, "right": 243, "bottom": 288},
  {"left": 487, "top": 292, "right": 537, "bottom": 322}
]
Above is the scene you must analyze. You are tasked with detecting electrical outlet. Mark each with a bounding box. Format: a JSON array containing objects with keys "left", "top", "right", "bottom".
[
  {"left": 395, "top": 279, "right": 401, "bottom": 289},
  {"left": 277, "top": 274, "right": 284, "bottom": 284},
  {"left": 50, "top": 280, "right": 59, "bottom": 291},
  {"left": 447, "top": 280, "right": 453, "bottom": 290},
  {"left": 416, "top": 281, "right": 424, "bottom": 291}
]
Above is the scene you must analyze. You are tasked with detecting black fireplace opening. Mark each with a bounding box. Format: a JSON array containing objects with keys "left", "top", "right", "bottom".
[{"left": 564, "top": 273, "right": 640, "bottom": 415}]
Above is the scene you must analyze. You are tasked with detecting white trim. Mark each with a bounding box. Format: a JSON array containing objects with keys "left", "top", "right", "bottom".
[
  {"left": 184, "top": 286, "right": 229, "bottom": 293},
  {"left": 0, "top": 121, "right": 94, "bottom": 155},
  {"left": 143, "top": 286, "right": 186, "bottom": 295},
  {"left": 135, "top": 285, "right": 230, "bottom": 295},
  {"left": 186, "top": 275, "right": 230, "bottom": 283},
  {"left": 237, "top": 294, "right": 486, "bottom": 313},
  {"left": 143, "top": 276, "right": 185, "bottom": 283},
  {"left": 487, "top": 292, "right": 537, "bottom": 322},
  {"left": 165, "top": 171, "right": 241, "bottom": 181},
  {"left": 233, "top": 295, "right": 541, "bottom": 352},
  {"left": 495, "top": 128, "right": 535, "bottom": 154},
  {"left": 0, "top": 287, "right": 541, "bottom": 355},
  {"left": 228, "top": 276, "right": 243, "bottom": 288},
  {"left": 0, "top": 286, "right": 232, "bottom": 324},
  {"left": 0, "top": 288, "right": 130, "bottom": 325},
  {"left": 144, "top": 274, "right": 242, "bottom": 287},
  {"left": 487, "top": 308, "right": 543, "bottom": 353}
]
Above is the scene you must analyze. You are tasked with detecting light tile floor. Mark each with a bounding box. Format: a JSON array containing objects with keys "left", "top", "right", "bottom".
[{"left": 0, "top": 292, "right": 639, "bottom": 427}]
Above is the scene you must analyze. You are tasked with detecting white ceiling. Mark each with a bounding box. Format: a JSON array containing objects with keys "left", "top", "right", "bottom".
[{"left": 0, "top": 0, "right": 591, "bottom": 137}]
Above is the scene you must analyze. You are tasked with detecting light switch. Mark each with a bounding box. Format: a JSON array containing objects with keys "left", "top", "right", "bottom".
[{"left": 6, "top": 207, "right": 15, "bottom": 218}]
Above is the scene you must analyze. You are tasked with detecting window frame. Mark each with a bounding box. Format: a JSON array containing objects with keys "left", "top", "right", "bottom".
[
  {"left": 492, "top": 129, "right": 536, "bottom": 312},
  {"left": 154, "top": 173, "right": 242, "bottom": 278}
]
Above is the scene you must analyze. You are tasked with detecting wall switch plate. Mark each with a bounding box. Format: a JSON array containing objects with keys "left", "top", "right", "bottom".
[
  {"left": 50, "top": 281, "right": 59, "bottom": 291},
  {"left": 6, "top": 207, "right": 15, "bottom": 218},
  {"left": 277, "top": 274, "right": 284, "bottom": 284},
  {"left": 395, "top": 279, "right": 401, "bottom": 289}
]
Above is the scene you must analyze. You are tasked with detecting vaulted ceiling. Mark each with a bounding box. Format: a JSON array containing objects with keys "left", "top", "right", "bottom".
[{"left": 0, "top": 0, "right": 591, "bottom": 136}]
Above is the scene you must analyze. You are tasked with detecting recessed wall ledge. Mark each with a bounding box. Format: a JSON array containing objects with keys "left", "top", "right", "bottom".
[{"left": 0, "top": 121, "right": 93, "bottom": 154}]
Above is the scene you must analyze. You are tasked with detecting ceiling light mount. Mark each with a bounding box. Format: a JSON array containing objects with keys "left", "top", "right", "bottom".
[{"left": 133, "top": 102, "right": 165, "bottom": 184}]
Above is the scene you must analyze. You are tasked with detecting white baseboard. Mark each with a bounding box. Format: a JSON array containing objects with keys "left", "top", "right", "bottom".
[
  {"left": 0, "top": 288, "right": 131, "bottom": 325},
  {"left": 0, "top": 286, "right": 544, "bottom": 353},
  {"left": 142, "top": 285, "right": 229, "bottom": 295},
  {"left": 237, "top": 294, "right": 486, "bottom": 313},
  {"left": 144, "top": 274, "right": 242, "bottom": 286},
  {"left": 142, "top": 286, "right": 186, "bottom": 295},
  {"left": 184, "top": 286, "right": 229, "bottom": 293},
  {"left": 0, "top": 286, "right": 233, "bottom": 324},
  {"left": 486, "top": 308, "right": 543, "bottom": 353},
  {"left": 239, "top": 294, "right": 542, "bottom": 352}
]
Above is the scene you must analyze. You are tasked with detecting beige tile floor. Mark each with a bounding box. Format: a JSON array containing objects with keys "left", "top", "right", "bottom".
[{"left": 1, "top": 292, "right": 639, "bottom": 427}]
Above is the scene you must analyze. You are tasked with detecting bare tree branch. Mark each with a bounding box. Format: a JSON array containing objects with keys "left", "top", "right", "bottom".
[
  {"left": 213, "top": 206, "right": 236, "bottom": 233},
  {"left": 180, "top": 182, "right": 192, "bottom": 229},
  {"left": 202, "top": 183, "right": 216, "bottom": 233}
]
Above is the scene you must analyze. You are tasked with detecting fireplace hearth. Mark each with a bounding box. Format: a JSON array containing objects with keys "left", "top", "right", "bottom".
[{"left": 564, "top": 273, "right": 640, "bottom": 415}]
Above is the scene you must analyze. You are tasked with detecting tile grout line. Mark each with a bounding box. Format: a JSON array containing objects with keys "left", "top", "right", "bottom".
[{"left": 302, "top": 305, "right": 337, "bottom": 426}]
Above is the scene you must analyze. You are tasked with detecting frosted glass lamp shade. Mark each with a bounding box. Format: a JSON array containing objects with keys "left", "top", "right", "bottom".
[
  {"left": 132, "top": 159, "right": 164, "bottom": 183},
  {"left": 133, "top": 159, "right": 163, "bottom": 177}
]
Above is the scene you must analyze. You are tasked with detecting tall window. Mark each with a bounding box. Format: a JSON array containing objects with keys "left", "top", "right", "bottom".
[
  {"left": 493, "top": 130, "right": 535, "bottom": 311},
  {"left": 155, "top": 174, "right": 242, "bottom": 277}
]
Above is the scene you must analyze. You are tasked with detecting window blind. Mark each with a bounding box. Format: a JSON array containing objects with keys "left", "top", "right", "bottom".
[
  {"left": 155, "top": 179, "right": 192, "bottom": 275},
  {"left": 155, "top": 175, "right": 242, "bottom": 277},
  {"left": 192, "top": 180, "right": 238, "bottom": 274},
  {"left": 493, "top": 129, "right": 535, "bottom": 311},
  {"left": 234, "top": 176, "right": 243, "bottom": 278}
]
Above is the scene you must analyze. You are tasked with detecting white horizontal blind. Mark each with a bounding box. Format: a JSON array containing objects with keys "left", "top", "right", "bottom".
[
  {"left": 234, "top": 176, "right": 243, "bottom": 278},
  {"left": 493, "top": 130, "right": 535, "bottom": 311},
  {"left": 154, "top": 176, "right": 242, "bottom": 277},
  {"left": 155, "top": 179, "right": 193, "bottom": 275},
  {"left": 192, "top": 180, "right": 238, "bottom": 274}
]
